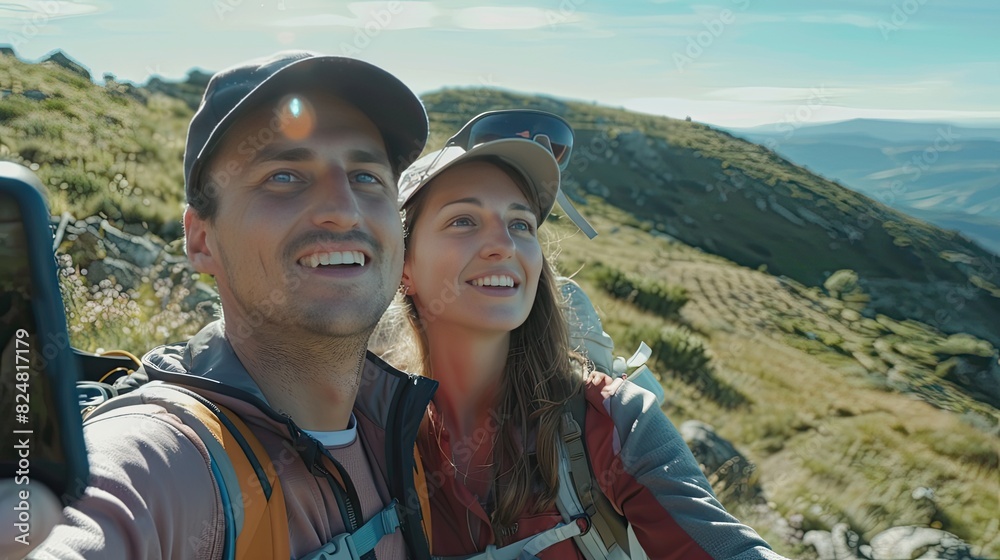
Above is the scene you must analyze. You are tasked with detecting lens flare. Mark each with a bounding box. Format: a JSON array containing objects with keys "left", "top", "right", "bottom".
[{"left": 277, "top": 95, "right": 315, "bottom": 141}]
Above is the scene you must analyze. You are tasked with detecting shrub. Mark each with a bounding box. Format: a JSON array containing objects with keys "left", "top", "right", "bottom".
[
  {"left": 587, "top": 262, "right": 689, "bottom": 319},
  {"left": 824, "top": 269, "right": 859, "bottom": 297},
  {"left": 621, "top": 324, "right": 712, "bottom": 379}
]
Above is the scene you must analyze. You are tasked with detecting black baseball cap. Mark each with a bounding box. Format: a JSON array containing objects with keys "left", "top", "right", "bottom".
[{"left": 183, "top": 50, "right": 428, "bottom": 203}]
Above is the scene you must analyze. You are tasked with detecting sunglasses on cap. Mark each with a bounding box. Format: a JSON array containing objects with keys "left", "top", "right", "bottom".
[
  {"left": 427, "top": 110, "right": 598, "bottom": 238},
  {"left": 445, "top": 110, "right": 575, "bottom": 171}
]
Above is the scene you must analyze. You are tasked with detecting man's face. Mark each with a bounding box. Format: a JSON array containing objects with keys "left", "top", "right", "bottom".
[{"left": 185, "top": 89, "right": 405, "bottom": 340}]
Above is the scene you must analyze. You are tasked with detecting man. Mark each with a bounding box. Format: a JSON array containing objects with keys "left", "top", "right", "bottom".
[{"left": 22, "top": 51, "right": 437, "bottom": 559}]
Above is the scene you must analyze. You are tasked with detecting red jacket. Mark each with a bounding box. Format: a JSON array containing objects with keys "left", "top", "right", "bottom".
[{"left": 418, "top": 371, "right": 787, "bottom": 559}]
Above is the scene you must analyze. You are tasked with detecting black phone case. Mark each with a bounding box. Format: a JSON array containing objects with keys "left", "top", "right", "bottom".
[{"left": 0, "top": 162, "right": 89, "bottom": 504}]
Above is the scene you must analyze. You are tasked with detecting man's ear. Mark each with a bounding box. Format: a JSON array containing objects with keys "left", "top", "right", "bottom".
[{"left": 184, "top": 206, "right": 220, "bottom": 276}]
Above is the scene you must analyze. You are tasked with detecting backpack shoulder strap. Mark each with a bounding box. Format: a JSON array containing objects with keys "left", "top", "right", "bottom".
[
  {"left": 559, "top": 392, "right": 631, "bottom": 559},
  {"left": 559, "top": 277, "right": 665, "bottom": 407},
  {"left": 84, "top": 383, "right": 290, "bottom": 560},
  {"left": 413, "top": 446, "right": 434, "bottom": 552}
]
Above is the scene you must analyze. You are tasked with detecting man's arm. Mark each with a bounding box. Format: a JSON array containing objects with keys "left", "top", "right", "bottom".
[{"left": 27, "top": 405, "right": 224, "bottom": 559}]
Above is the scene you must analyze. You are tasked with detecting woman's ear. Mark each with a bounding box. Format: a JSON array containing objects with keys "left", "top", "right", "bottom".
[
  {"left": 184, "top": 206, "right": 220, "bottom": 276},
  {"left": 401, "top": 263, "right": 415, "bottom": 296}
]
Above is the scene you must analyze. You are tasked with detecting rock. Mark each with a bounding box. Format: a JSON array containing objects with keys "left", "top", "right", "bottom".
[
  {"left": 182, "top": 281, "right": 218, "bottom": 312},
  {"left": 803, "top": 530, "right": 836, "bottom": 560},
  {"left": 99, "top": 220, "right": 161, "bottom": 268},
  {"left": 679, "top": 421, "right": 761, "bottom": 501},
  {"left": 831, "top": 523, "right": 862, "bottom": 559},
  {"left": 41, "top": 50, "right": 91, "bottom": 80},
  {"left": 768, "top": 195, "right": 805, "bottom": 226},
  {"left": 868, "top": 526, "right": 975, "bottom": 559},
  {"left": 84, "top": 258, "right": 142, "bottom": 290},
  {"left": 64, "top": 225, "right": 109, "bottom": 267},
  {"left": 22, "top": 89, "right": 49, "bottom": 101},
  {"left": 802, "top": 524, "right": 863, "bottom": 560},
  {"left": 937, "top": 354, "right": 1000, "bottom": 409}
]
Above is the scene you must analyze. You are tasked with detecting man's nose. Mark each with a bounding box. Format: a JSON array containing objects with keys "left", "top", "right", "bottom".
[{"left": 310, "top": 168, "right": 361, "bottom": 230}]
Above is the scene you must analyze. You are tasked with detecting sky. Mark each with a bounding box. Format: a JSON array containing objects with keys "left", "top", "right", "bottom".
[{"left": 2, "top": 0, "right": 999, "bottom": 128}]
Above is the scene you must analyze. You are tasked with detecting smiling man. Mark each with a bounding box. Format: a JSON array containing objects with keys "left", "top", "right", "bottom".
[{"left": 28, "top": 51, "right": 438, "bottom": 560}]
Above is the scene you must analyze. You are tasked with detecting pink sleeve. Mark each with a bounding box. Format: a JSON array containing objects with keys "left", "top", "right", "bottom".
[{"left": 30, "top": 404, "right": 225, "bottom": 559}]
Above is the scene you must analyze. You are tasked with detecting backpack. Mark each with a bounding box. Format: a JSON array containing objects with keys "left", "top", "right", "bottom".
[
  {"left": 75, "top": 350, "right": 404, "bottom": 560},
  {"left": 558, "top": 277, "right": 657, "bottom": 560}
]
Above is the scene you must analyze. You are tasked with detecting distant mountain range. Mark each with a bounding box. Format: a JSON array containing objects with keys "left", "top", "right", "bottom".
[{"left": 730, "top": 119, "right": 1000, "bottom": 255}]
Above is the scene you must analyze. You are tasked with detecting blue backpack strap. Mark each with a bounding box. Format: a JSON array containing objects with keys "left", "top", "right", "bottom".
[
  {"left": 300, "top": 500, "right": 402, "bottom": 560},
  {"left": 431, "top": 519, "right": 585, "bottom": 560}
]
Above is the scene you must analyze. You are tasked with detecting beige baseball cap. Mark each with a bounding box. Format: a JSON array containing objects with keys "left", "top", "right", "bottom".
[{"left": 397, "top": 138, "right": 560, "bottom": 222}]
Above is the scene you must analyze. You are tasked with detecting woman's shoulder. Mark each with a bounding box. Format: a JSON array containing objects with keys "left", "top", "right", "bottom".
[{"left": 580, "top": 370, "right": 664, "bottom": 429}]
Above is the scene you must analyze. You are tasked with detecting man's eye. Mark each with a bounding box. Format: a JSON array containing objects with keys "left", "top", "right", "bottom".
[
  {"left": 354, "top": 172, "right": 384, "bottom": 185},
  {"left": 269, "top": 171, "right": 299, "bottom": 183}
]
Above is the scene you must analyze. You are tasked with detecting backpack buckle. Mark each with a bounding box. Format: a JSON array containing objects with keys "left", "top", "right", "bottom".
[{"left": 571, "top": 514, "right": 592, "bottom": 536}]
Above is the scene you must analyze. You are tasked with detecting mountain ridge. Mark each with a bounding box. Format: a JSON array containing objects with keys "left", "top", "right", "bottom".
[{"left": 730, "top": 120, "right": 1000, "bottom": 255}]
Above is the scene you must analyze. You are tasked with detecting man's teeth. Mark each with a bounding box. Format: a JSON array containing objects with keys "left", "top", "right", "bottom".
[
  {"left": 302, "top": 251, "right": 366, "bottom": 268},
  {"left": 471, "top": 275, "right": 515, "bottom": 287}
]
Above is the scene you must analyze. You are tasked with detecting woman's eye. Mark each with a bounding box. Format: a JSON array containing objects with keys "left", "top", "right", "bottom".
[
  {"left": 449, "top": 217, "right": 474, "bottom": 227},
  {"left": 510, "top": 219, "right": 534, "bottom": 233}
]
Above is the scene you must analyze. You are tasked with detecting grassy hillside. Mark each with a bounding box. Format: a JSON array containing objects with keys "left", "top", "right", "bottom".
[
  {"left": 0, "top": 50, "right": 190, "bottom": 239},
  {"left": 2, "top": 50, "right": 998, "bottom": 558},
  {"left": 546, "top": 209, "right": 999, "bottom": 557},
  {"left": 421, "top": 88, "right": 1000, "bottom": 350}
]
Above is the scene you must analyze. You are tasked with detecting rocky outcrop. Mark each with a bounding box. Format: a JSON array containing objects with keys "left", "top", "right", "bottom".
[
  {"left": 869, "top": 526, "right": 976, "bottom": 560},
  {"left": 41, "top": 50, "right": 91, "bottom": 80},
  {"left": 54, "top": 214, "right": 216, "bottom": 308},
  {"left": 804, "top": 523, "right": 979, "bottom": 559},
  {"left": 680, "top": 420, "right": 762, "bottom": 502}
]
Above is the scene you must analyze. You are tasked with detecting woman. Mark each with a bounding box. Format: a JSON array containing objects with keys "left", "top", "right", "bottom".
[{"left": 387, "top": 125, "right": 786, "bottom": 559}]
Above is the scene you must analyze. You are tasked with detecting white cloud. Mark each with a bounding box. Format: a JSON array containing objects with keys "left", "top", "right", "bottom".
[
  {"left": 622, "top": 96, "right": 1000, "bottom": 128},
  {"left": 796, "top": 13, "right": 882, "bottom": 28},
  {"left": 707, "top": 86, "right": 857, "bottom": 103},
  {"left": 270, "top": 2, "right": 438, "bottom": 30},
  {"left": 452, "top": 6, "right": 581, "bottom": 30},
  {"left": 0, "top": 0, "right": 101, "bottom": 22}
]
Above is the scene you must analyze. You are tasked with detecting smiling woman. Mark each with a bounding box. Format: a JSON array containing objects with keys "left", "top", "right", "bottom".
[{"left": 379, "top": 118, "right": 789, "bottom": 559}]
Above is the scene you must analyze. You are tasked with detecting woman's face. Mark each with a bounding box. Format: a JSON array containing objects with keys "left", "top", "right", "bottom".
[{"left": 403, "top": 161, "right": 543, "bottom": 334}]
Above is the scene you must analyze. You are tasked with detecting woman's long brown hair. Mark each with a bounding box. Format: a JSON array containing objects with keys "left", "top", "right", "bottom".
[{"left": 392, "top": 156, "right": 585, "bottom": 539}]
